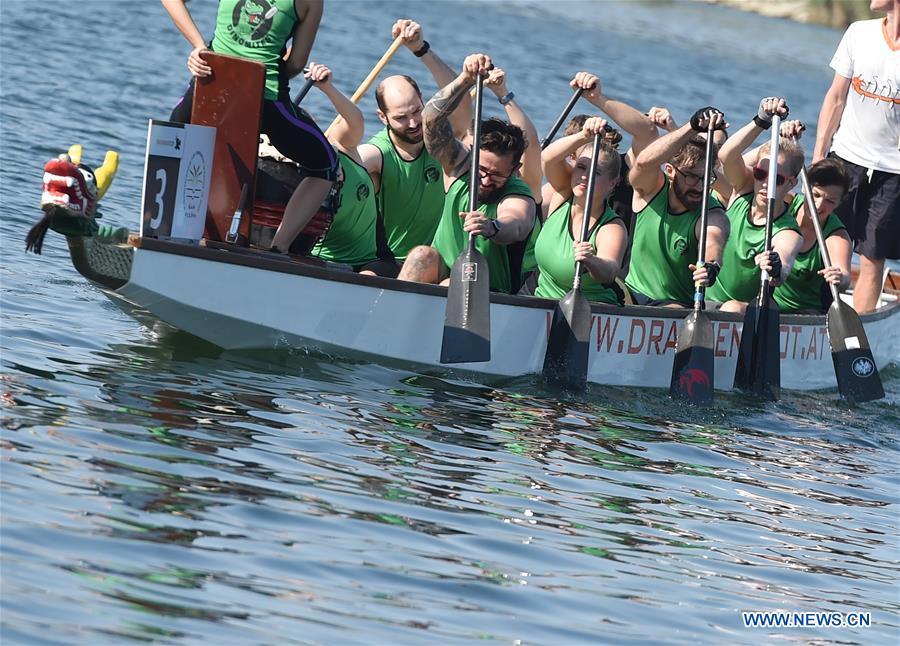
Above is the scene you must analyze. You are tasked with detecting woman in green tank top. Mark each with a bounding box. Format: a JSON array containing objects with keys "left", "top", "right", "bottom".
[
  {"left": 162, "top": 0, "right": 337, "bottom": 255},
  {"left": 712, "top": 103, "right": 806, "bottom": 313},
  {"left": 302, "top": 63, "right": 393, "bottom": 275},
  {"left": 536, "top": 118, "right": 627, "bottom": 303},
  {"left": 774, "top": 158, "right": 852, "bottom": 313}
]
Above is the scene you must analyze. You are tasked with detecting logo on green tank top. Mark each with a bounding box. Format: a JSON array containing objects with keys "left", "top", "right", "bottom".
[
  {"left": 356, "top": 183, "right": 370, "bottom": 201},
  {"left": 424, "top": 166, "right": 440, "bottom": 184},
  {"left": 228, "top": 0, "right": 277, "bottom": 45},
  {"left": 673, "top": 238, "right": 688, "bottom": 256}
]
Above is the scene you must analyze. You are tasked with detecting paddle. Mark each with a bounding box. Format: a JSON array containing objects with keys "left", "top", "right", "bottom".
[
  {"left": 225, "top": 183, "right": 250, "bottom": 244},
  {"left": 440, "top": 73, "right": 491, "bottom": 364},
  {"left": 292, "top": 76, "right": 315, "bottom": 106},
  {"left": 734, "top": 114, "right": 782, "bottom": 400},
  {"left": 669, "top": 120, "right": 717, "bottom": 405},
  {"left": 541, "top": 132, "right": 602, "bottom": 389},
  {"left": 324, "top": 36, "right": 404, "bottom": 137},
  {"left": 540, "top": 88, "right": 585, "bottom": 150},
  {"left": 797, "top": 166, "right": 885, "bottom": 403}
]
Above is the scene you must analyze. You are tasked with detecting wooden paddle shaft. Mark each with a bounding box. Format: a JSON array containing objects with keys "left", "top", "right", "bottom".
[
  {"left": 573, "top": 132, "right": 602, "bottom": 291},
  {"left": 541, "top": 88, "right": 584, "bottom": 150},
  {"left": 324, "top": 36, "right": 404, "bottom": 136},
  {"left": 797, "top": 165, "right": 841, "bottom": 302},
  {"left": 761, "top": 114, "right": 782, "bottom": 281}
]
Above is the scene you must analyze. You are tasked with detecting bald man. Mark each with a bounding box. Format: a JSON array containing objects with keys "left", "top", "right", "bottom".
[{"left": 357, "top": 19, "right": 471, "bottom": 272}]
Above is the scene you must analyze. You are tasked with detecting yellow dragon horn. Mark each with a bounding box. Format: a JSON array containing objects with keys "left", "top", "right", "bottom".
[
  {"left": 95, "top": 151, "right": 119, "bottom": 199},
  {"left": 67, "top": 144, "right": 83, "bottom": 165}
]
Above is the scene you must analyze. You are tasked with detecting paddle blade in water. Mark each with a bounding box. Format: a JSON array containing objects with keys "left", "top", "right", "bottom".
[
  {"left": 827, "top": 299, "right": 884, "bottom": 403},
  {"left": 541, "top": 288, "right": 592, "bottom": 390},
  {"left": 734, "top": 287, "right": 780, "bottom": 400},
  {"left": 669, "top": 309, "right": 714, "bottom": 405},
  {"left": 440, "top": 245, "right": 491, "bottom": 363}
]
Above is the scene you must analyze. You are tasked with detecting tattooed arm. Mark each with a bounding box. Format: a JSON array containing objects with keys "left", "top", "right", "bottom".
[{"left": 424, "top": 53, "right": 492, "bottom": 182}]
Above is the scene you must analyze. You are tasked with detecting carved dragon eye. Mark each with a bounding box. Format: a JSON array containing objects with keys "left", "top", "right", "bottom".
[{"left": 77, "top": 164, "right": 99, "bottom": 198}]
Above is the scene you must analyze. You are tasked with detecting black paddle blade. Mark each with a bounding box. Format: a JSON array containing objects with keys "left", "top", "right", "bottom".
[
  {"left": 440, "top": 246, "right": 491, "bottom": 363},
  {"left": 827, "top": 299, "right": 885, "bottom": 403},
  {"left": 541, "top": 288, "right": 592, "bottom": 390},
  {"left": 734, "top": 288, "right": 781, "bottom": 400},
  {"left": 669, "top": 309, "right": 715, "bottom": 405}
]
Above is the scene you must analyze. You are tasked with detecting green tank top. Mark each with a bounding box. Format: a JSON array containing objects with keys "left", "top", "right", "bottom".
[
  {"left": 431, "top": 173, "right": 534, "bottom": 293},
  {"left": 312, "top": 153, "right": 378, "bottom": 267},
  {"left": 774, "top": 207, "right": 846, "bottom": 312},
  {"left": 369, "top": 128, "right": 445, "bottom": 261},
  {"left": 534, "top": 200, "right": 621, "bottom": 304},
  {"left": 520, "top": 215, "right": 542, "bottom": 278},
  {"left": 211, "top": 0, "right": 298, "bottom": 100},
  {"left": 706, "top": 193, "right": 803, "bottom": 303},
  {"left": 624, "top": 177, "right": 721, "bottom": 304}
]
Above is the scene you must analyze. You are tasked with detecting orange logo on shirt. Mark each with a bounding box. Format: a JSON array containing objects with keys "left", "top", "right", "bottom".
[{"left": 851, "top": 76, "right": 900, "bottom": 104}]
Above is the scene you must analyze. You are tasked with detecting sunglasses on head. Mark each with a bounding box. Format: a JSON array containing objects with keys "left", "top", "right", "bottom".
[{"left": 752, "top": 165, "right": 789, "bottom": 186}]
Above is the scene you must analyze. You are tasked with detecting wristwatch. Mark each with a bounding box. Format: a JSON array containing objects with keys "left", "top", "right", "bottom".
[
  {"left": 485, "top": 219, "right": 502, "bottom": 238},
  {"left": 498, "top": 91, "right": 515, "bottom": 105},
  {"left": 413, "top": 41, "right": 430, "bottom": 58}
]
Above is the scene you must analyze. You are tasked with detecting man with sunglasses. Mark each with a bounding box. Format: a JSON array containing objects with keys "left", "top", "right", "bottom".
[
  {"left": 707, "top": 98, "right": 804, "bottom": 313},
  {"left": 813, "top": 0, "right": 900, "bottom": 314},
  {"left": 397, "top": 53, "right": 536, "bottom": 294},
  {"left": 625, "top": 107, "right": 730, "bottom": 307}
]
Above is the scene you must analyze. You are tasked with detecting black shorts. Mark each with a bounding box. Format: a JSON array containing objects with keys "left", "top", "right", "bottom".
[
  {"left": 628, "top": 287, "right": 689, "bottom": 308},
  {"left": 831, "top": 154, "right": 900, "bottom": 260},
  {"left": 171, "top": 79, "right": 338, "bottom": 181},
  {"left": 356, "top": 258, "right": 401, "bottom": 278}
]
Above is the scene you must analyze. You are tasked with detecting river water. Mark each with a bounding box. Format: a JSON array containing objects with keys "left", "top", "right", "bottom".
[{"left": 2, "top": 0, "right": 898, "bottom": 643}]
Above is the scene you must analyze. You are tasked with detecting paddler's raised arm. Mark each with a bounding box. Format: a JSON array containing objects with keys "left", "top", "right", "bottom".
[
  {"left": 573, "top": 72, "right": 658, "bottom": 158},
  {"left": 423, "top": 53, "right": 492, "bottom": 178},
  {"left": 719, "top": 97, "right": 789, "bottom": 197},
  {"left": 542, "top": 121, "right": 608, "bottom": 196},
  {"left": 629, "top": 106, "right": 725, "bottom": 197},
  {"left": 308, "top": 63, "right": 364, "bottom": 155},
  {"left": 484, "top": 66, "right": 542, "bottom": 198},
  {"left": 392, "top": 18, "right": 473, "bottom": 137},
  {"left": 160, "top": 0, "right": 211, "bottom": 77}
]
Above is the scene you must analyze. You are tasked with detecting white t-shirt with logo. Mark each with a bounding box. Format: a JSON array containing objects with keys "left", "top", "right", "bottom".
[{"left": 829, "top": 18, "right": 900, "bottom": 173}]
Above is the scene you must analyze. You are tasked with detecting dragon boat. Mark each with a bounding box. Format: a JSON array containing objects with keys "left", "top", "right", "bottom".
[{"left": 29, "top": 54, "right": 900, "bottom": 394}]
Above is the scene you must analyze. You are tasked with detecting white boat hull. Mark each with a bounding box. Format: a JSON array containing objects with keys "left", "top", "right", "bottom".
[{"left": 111, "top": 241, "right": 900, "bottom": 392}]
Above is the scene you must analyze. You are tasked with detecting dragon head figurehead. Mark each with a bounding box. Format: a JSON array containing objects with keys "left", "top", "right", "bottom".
[
  {"left": 41, "top": 145, "right": 117, "bottom": 217},
  {"left": 27, "top": 145, "right": 120, "bottom": 254}
]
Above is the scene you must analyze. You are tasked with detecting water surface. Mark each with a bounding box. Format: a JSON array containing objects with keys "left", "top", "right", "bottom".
[{"left": 2, "top": 1, "right": 898, "bottom": 643}]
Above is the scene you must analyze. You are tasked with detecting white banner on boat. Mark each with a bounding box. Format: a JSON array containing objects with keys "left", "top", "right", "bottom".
[{"left": 140, "top": 119, "right": 215, "bottom": 241}]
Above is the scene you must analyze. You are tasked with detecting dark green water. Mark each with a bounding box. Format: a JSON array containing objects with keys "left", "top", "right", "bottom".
[{"left": 2, "top": 1, "right": 898, "bottom": 643}]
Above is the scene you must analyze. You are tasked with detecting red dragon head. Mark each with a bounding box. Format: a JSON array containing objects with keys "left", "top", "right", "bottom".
[{"left": 41, "top": 154, "right": 99, "bottom": 216}]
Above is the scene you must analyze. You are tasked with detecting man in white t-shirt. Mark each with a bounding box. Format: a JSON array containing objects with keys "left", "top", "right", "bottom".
[{"left": 813, "top": 0, "right": 900, "bottom": 314}]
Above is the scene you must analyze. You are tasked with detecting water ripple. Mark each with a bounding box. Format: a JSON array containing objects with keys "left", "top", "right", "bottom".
[{"left": 3, "top": 0, "right": 898, "bottom": 643}]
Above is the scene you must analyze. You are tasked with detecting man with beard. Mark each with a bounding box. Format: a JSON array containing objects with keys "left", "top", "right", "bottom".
[
  {"left": 625, "top": 108, "right": 730, "bottom": 307},
  {"left": 397, "top": 53, "right": 536, "bottom": 294},
  {"left": 358, "top": 19, "right": 471, "bottom": 274}
]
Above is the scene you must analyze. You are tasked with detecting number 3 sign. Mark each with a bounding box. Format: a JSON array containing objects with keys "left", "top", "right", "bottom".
[{"left": 141, "top": 120, "right": 216, "bottom": 241}]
